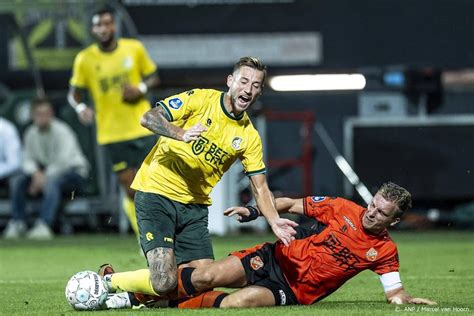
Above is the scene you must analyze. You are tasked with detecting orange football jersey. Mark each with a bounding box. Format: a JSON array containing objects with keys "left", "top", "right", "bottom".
[{"left": 275, "top": 196, "right": 399, "bottom": 305}]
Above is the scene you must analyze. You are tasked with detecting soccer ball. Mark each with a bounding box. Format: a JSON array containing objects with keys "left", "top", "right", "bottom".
[{"left": 65, "top": 271, "right": 108, "bottom": 310}]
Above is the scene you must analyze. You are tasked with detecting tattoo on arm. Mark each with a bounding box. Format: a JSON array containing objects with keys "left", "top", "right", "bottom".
[
  {"left": 147, "top": 247, "right": 177, "bottom": 295},
  {"left": 141, "top": 107, "right": 183, "bottom": 140}
]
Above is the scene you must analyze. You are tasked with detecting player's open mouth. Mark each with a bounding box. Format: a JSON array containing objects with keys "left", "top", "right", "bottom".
[{"left": 238, "top": 95, "right": 251, "bottom": 104}]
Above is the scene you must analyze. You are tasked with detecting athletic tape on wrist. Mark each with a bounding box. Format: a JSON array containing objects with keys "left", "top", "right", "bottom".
[{"left": 239, "top": 205, "right": 260, "bottom": 223}]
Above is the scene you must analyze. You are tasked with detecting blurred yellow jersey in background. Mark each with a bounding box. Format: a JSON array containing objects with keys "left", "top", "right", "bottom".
[
  {"left": 70, "top": 38, "right": 156, "bottom": 144},
  {"left": 132, "top": 89, "right": 266, "bottom": 204}
]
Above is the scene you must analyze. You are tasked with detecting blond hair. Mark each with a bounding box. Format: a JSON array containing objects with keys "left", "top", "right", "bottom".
[{"left": 377, "top": 182, "right": 412, "bottom": 217}]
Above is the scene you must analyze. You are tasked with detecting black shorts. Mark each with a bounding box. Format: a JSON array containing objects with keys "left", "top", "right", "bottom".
[
  {"left": 231, "top": 243, "right": 298, "bottom": 306},
  {"left": 104, "top": 135, "right": 156, "bottom": 173},
  {"left": 135, "top": 190, "right": 214, "bottom": 265}
]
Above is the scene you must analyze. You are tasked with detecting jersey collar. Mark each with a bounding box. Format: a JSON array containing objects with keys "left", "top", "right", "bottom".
[{"left": 220, "top": 93, "right": 244, "bottom": 121}]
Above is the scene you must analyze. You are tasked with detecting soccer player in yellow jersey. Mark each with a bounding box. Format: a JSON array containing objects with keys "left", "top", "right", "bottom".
[
  {"left": 68, "top": 7, "right": 160, "bottom": 235},
  {"left": 100, "top": 57, "right": 298, "bottom": 298}
]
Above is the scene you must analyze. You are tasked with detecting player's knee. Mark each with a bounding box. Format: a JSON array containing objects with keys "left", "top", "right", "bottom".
[
  {"left": 149, "top": 271, "right": 177, "bottom": 296},
  {"left": 193, "top": 268, "right": 216, "bottom": 288}
]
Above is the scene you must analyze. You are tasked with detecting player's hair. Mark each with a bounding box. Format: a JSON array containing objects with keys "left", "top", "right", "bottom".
[
  {"left": 233, "top": 56, "right": 267, "bottom": 85},
  {"left": 31, "top": 97, "right": 52, "bottom": 110},
  {"left": 92, "top": 6, "right": 115, "bottom": 22},
  {"left": 377, "top": 182, "right": 412, "bottom": 217}
]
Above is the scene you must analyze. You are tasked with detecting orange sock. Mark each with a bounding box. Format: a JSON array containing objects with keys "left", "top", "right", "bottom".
[{"left": 178, "top": 291, "right": 228, "bottom": 309}]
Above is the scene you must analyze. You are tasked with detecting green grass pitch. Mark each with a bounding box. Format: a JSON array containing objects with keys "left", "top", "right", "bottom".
[{"left": 0, "top": 231, "right": 472, "bottom": 315}]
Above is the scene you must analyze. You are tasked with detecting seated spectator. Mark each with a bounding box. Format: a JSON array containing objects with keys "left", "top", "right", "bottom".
[
  {"left": 0, "top": 116, "right": 22, "bottom": 184},
  {"left": 2, "top": 98, "right": 89, "bottom": 240}
]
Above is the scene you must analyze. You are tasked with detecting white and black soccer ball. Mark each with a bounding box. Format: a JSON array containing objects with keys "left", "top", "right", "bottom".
[{"left": 65, "top": 271, "right": 108, "bottom": 310}]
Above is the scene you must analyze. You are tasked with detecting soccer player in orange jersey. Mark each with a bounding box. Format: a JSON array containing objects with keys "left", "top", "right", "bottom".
[
  {"left": 104, "top": 182, "right": 436, "bottom": 309},
  {"left": 170, "top": 182, "right": 436, "bottom": 308}
]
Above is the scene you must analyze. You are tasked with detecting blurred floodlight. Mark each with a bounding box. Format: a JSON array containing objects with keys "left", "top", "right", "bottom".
[{"left": 269, "top": 74, "right": 366, "bottom": 91}]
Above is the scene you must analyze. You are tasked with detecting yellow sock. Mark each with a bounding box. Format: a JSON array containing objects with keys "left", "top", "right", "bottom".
[
  {"left": 111, "top": 269, "right": 159, "bottom": 296},
  {"left": 123, "top": 196, "right": 139, "bottom": 236}
]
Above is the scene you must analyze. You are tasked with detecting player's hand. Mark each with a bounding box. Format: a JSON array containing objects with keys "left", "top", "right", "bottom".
[
  {"left": 28, "top": 171, "right": 45, "bottom": 196},
  {"left": 78, "top": 107, "right": 95, "bottom": 125},
  {"left": 270, "top": 218, "right": 298, "bottom": 246},
  {"left": 408, "top": 298, "right": 437, "bottom": 305},
  {"left": 224, "top": 206, "right": 251, "bottom": 222},
  {"left": 182, "top": 123, "right": 207, "bottom": 143},
  {"left": 122, "top": 84, "right": 143, "bottom": 103}
]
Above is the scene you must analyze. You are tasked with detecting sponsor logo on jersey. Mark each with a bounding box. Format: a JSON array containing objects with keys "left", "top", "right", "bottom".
[
  {"left": 206, "top": 118, "right": 212, "bottom": 127},
  {"left": 366, "top": 247, "right": 378, "bottom": 261},
  {"left": 278, "top": 289, "right": 287, "bottom": 305},
  {"left": 231, "top": 137, "right": 243, "bottom": 150},
  {"left": 168, "top": 98, "right": 183, "bottom": 110},
  {"left": 311, "top": 196, "right": 326, "bottom": 202},
  {"left": 343, "top": 216, "right": 357, "bottom": 230},
  {"left": 192, "top": 136, "right": 230, "bottom": 166},
  {"left": 340, "top": 225, "right": 348, "bottom": 233},
  {"left": 164, "top": 237, "right": 174, "bottom": 243},
  {"left": 146, "top": 232, "right": 154, "bottom": 241},
  {"left": 250, "top": 256, "right": 264, "bottom": 270}
]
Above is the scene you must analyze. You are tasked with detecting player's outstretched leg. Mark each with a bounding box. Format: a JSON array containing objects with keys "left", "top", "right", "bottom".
[
  {"left": 177, "top": 286, "right": 275, "bottom": 309},
  {"left": 178, "top": 255, "right": 246, "bottom": 298}
]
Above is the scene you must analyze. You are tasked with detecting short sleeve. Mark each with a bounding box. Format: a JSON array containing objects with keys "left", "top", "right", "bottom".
[
  {"left": 156, "top": 89, "right": 201, "bottom": 123},
  {"left": 69, "top": 52, "right": 88, "bottom": 88},
  {"left": 303, "top": 196, "right": 346, "bottom": 224},
  {"left": 137, "top": 41, "right": 157, "bottom": 77},
  {"left": 241, "top": 129, "right": 265, "bottom": 176}
]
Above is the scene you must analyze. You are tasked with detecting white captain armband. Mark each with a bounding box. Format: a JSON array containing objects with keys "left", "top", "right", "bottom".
[
  {"left": 138, "top": 82, "right": 148, "bottom": 95},
  {"left": 380, "top": 272, "right": 403, "bottom": 292}
]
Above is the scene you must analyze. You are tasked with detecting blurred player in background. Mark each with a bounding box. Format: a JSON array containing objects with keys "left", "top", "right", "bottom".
[
  {"left": 105, "top": 182, "right": 436, "bottom": 309},
  {"left": 2, "top": 98, "right": 89, "bottom": 240},
  {"left": 99, "top": 57, "right": 298, "bottom": 299},
  {"left": 68, "top": 7, "right": 160, "bottom": 235}
]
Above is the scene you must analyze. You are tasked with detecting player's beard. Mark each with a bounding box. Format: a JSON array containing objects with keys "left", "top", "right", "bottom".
[{"left": 231, "top": 94, "right": 253, "bottom": 114}]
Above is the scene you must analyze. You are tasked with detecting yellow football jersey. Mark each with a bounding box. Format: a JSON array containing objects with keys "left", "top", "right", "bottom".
[
  {"left": 131, "top": 89, "right": 266, "bottom": 205},
  {"left": 70, "top": 38, "right": 156, "bottom": 144}
]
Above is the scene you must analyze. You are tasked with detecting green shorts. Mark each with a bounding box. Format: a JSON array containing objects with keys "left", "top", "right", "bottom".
[
  {"left": 135, "top": 190, "right": 214, "bottom": 265},
  {"left": 104, "top": 135, "right": 156, "bottom": 173}
]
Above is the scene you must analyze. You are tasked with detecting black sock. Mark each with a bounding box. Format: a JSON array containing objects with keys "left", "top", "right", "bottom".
[
  {"left": 128, "top": 292, "right": 141, "bottom": 307},
  {"left": 181, "top": 267, "right": 197, "bottom": 296},
  {"left": 213, "top": 293, "right": 229, "bottom": 307}
]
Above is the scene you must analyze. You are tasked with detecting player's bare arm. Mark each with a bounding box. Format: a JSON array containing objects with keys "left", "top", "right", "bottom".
[
  {"left": 123, "top": 72, "right": 161, "bottom": 103},
  {"left": 386, "top": 286, "right": 437, "bottom": 305},
  {"left": 224, "top": 197, "right": 304, "bottom": 220},
  {"left": 249, "top": 174, "right": 298, "bottom": 246},
  {"left": 140, "top": 107, "right": 207, "bottom": 142},
  {"left": 147, "top": 247, "right": 177, "bottom": 296},
  {"left": 67, "top": 86, "right": 95, "bottom": 125}
]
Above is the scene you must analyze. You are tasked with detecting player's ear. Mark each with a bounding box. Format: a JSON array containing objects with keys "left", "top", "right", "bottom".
[
  {"left": 227, "top": 74, "right": 233, "bottom": 88},
  {"left": 390, "top": 218, "right": 401, "bottom": 226}
]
